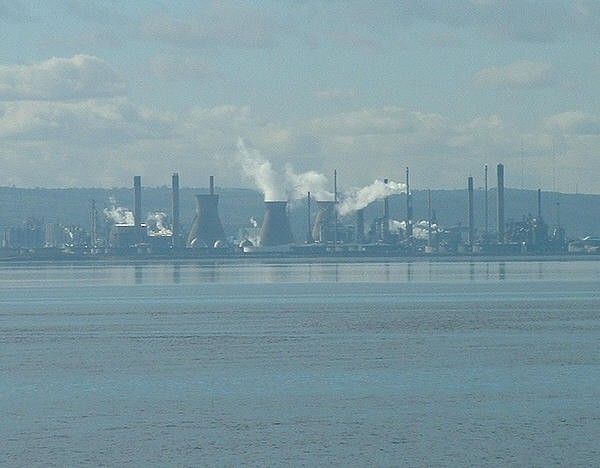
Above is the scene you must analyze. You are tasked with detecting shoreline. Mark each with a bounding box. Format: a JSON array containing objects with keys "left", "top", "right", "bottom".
[{"left": 1, "top": 252, "right": 599, "bottom": 266}]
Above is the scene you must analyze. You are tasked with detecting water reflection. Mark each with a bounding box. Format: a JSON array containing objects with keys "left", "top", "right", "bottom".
[
  {"left": 134, "top": 264, "right": 143, "bottom": 285},
  {"left": 71, "top": 258, "right": 600, "bottom": 286},
  {"left": 173, "top": 263, "right": 181, "bottom": 284},
  {"left": 499, "top": 262, "right": 506, "bottom": 280}
]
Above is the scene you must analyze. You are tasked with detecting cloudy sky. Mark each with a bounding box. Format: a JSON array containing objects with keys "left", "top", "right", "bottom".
[{"left": 1, "top": 0, "right": 599, "bottom": 194}]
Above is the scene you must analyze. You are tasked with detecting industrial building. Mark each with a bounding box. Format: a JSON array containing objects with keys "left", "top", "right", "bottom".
[{"left": 0, "top": 162, "right": 586, "bottom": 260}]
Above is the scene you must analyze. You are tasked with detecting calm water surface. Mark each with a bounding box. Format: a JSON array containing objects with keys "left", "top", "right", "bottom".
[{"left": 1, "top": 259, "right": 599, "bottom": 466}]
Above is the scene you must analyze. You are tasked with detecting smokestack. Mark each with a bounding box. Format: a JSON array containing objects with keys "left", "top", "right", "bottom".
[
  {"left": 468, "top": 176, "right": 474, "bottom": 246},
  {"left": 427, "top": 189, "right": 432, "bottom": 248},
  {"left": 383, "top": 178, "right": 390, "bottom": 242},
  {"left": 406, "top": 167, "right": 413, "bottom": 238},
  {"left": 497, "top": 163, "right": 505, "bottom": 243},
  {"left": 259, "top": 201, "right": 294, "bottom": 246},
  {"left": 484, "top": 164, "right": 489, "bottom": 240},
  {"left": 356, "top": 209, "right": 365, "bottom": 244},
  {"left": 133, "top": 175, "right": 142, "bottom": 227},
  {"left": 537, "top": 188, "right": 542, "bottom": 221},
  {"left": 306, "top": 192, "right": 313, "bottom": 243},
  {"left": 209, "top": 175, "right": 215, "bottom": 196},
  {"left": 312, "top": 200, "right": 336, "bottom": 243},
  {"left": 172, "top": 172, "right": 180, "bottom": 248},
  {"left": 333, "top": 169, "right": 338, "bottom": 250},
  {"left": 187, "top": 177, "right": 226, "bottom": 248},
  {"left": 90, "top": 199, "right": 98, "bottom": 248}
]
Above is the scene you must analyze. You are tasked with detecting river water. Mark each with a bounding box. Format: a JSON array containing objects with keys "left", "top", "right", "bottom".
[{"left": 1, "top": 259, "right": 599, "bottom": 466}]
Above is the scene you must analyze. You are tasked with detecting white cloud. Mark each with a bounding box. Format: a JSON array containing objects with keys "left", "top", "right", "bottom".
[
  {"left": 0, "top": 99, "right": 173, "bottom": 142},
  {"left": 475, "top": 61, "right": 555, "bottom": 89},
  {"left": 2, "top": 100, "right": 600, "bottom": 194},
  {"left": 544, "top": 111, "right": 600, "bottom": 135},
  {"left": 0, "top": 55, "right": 126, "bottom": 101}
]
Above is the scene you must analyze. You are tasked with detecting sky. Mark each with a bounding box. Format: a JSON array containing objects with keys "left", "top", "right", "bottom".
[{"left": 1, "top": 0, "right": 599, "bottom": 194}]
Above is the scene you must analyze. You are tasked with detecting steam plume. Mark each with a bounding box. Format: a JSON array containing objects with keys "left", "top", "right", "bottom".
[
  {"left": 237, "top": 139, "right": 285, "bottom": 201},
  {"left": 338, "top": 179, "right": 406, "bottom": 216},
  {"left": 147, "top": 211, "right": 172, "bottom": 236},
  {"left": 104, "top": 197, "right": 134, "bottom": 225},
  {"left": 237, "top": 139, "right": 333, "bottom": 201}
]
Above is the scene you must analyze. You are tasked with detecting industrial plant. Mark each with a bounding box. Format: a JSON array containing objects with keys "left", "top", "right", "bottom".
[{"left": 0, "top": 161, "right": 594, "bottom": 260}]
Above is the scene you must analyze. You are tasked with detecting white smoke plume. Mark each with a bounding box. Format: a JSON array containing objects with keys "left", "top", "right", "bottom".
[
  {"left": 284, "top": 165, "right": 333, "bottom": 202},
  {"left": 390, "top": 219, "right": 436, "bottom": 239},
  {"left": 338, "top": 179, "right": 407, "bottom": 216},
  {"left": 104, "top": 197, "right": 134, "bottom": 225},
  {"left": 147, "top": 211, "right": 172, "bottom": 236},
  {"left": 237, "top": 139, "right": 333, "bottom": 202},
  {"left": 237, "top": 139, "right": 285, "bottom": 201}
]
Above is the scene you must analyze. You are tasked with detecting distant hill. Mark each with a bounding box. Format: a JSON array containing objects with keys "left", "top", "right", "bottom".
[{"left": 0, "top": 186, "right": 598, "bottom": 241}]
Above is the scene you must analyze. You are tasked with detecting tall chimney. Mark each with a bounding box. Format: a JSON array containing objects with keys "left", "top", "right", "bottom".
[
  {"left": 187, "top": 176, "right": 225, "bottom": 248},
  {"left": 209, "top": 175, "right": 215, "bottom": 195},
  {"left": 468, "top": 176, "right": 474, "bottom": 246},
  {"left": 333, "top": 169, "right": 338, "bottom": 250},
  {"left": 484, "top": 164, "right": 489, "bottom": 239},
  {"left": 90, "top": 199, "right": 98, "bottom": 248},
  {"left": 312, "top": 200, "right": 336, "bottom": 243},
  {"left": 406, "top": 167, "right": 413, "bottom": 238},
  {"left": 427, "top": 189, "right": 432, "bottom": 248},
  {"left": 306, "top": 192, "right": 313, "bottom": 243},
  {"left": 133, "top": 175, "right": 142, "bottom": 227},
  {"left": 497, "top": 163, "right": 505, "bottom": 243},
  {"left": 171, "top": 172, "right": 180, "bottom": 248},
  {"left": 259, "top": 201, "right": 294, "bottom": 247},
  {"left": 383, "top": 178, "right": 390, "bottom": 242},
  {"left": 537, "top": 188, "right": 542, "bottom": 221}
]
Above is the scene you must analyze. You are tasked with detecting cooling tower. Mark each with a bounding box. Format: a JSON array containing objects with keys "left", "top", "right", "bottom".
[
  {"left": 259, "top": 201, "right": 294, "bottom": 247},
  {"left": 187, "top": 177, "right": 226, "bottom": 248},
  {"left": 133, "top": 175, "right": 142, "bottom": 227},
  {"left": 497, "top": 163, "right": 505, "bottom": 243},
  {"left": 312, "top": 200, "right": 336, "bottom": 243}
]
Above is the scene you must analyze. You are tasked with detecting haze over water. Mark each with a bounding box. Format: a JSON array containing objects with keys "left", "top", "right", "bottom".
[{"left": 1, "top": 259, "right": 599, "bottom": 466}]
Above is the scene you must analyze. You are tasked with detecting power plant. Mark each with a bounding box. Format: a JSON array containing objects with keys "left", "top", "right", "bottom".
[{"left": 0, "top": 161, "right": 589, "bottom": 259}]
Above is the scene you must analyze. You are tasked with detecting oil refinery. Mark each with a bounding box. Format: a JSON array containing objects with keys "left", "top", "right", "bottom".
[{"left": 0, "top": 162, "right": 594, "bottom": 260}]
